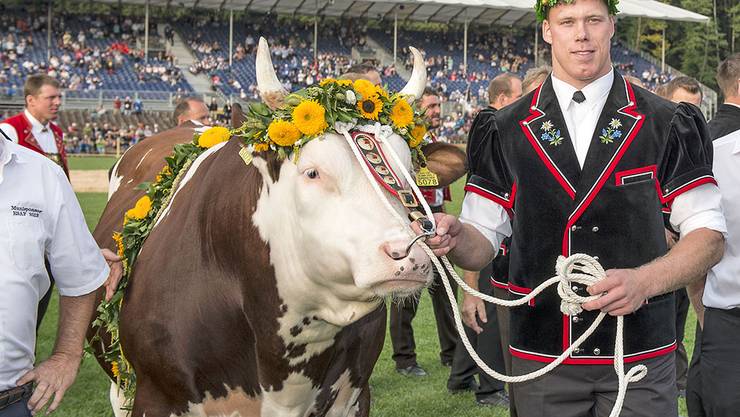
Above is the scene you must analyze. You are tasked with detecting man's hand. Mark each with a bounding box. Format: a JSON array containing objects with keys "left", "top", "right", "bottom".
[
  {"left": 582, "top": 268, "right": 648, "bottom": 316},
  {"left": 424, "top": 213, "right": 463, "bottom": 257},
  {"left": 16, "top": 353, "right": 81, "bottom": 415},
  {"left": 101, "top": 248, "right": 123, "bottom": 302},
  {"left": 462, "top": 293, "right": 487, "bottom": 334}
]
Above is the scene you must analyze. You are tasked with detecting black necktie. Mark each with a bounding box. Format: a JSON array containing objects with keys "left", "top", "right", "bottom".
[
  {"left": 41, "top": 127, "right": 49, "bottom": 133},
  {"left": 572, "top": 91, "right": 586, "bottom": 104}
]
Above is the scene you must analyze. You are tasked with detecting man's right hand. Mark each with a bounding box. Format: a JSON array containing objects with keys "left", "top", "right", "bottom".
[
  {"left": 462, "top": 293, "right": 487, "bottom": 334},
  {"left": 424, "top": 213, "right": 463, "bottom": 257}
]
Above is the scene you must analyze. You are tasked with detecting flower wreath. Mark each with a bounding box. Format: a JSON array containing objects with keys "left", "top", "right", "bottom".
[
  {"left": 91, "top": 79, "right": 430, "bottom": 406},
  {"left": 535, "top": 0, "right": 619, "bottom": 22}
]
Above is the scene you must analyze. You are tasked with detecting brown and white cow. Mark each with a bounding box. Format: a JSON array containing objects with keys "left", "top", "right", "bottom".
[{"left": 90, "top": 40, "right": 466, "bottom": 417}]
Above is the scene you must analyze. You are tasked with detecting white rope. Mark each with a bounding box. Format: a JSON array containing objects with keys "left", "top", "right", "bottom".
[{"left": 340, "top": 128, "right": 646, "bottom": 417}]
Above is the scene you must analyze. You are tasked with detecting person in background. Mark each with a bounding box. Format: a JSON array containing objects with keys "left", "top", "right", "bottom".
[
  {"left": 173, "top": 96, "right": 210, "bottom": 126},
  {"left": 521, "top": 65, "right": 552, "bottom": 94}
]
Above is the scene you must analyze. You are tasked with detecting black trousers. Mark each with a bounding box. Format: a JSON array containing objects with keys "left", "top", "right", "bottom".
[
  {"left": 675, "top": 288, "right": 689, "bottom": 392},
  {"left": 686, "top": 307, "right": 740, "bottom": 417},
  {"left": 447, "top": 263, "right": 506, "bottom": 397},
  {"left": 389, "top": 265, "right": 459, "bottom": 369},
  {"left": 0, "top": 399, "right": 31, "bottom": 417}
]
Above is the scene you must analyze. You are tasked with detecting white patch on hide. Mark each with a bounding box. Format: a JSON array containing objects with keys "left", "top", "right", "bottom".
[
  {"left": 171, "top": 386, "right": 261, "bottom": 417},
  {"left": 108, "top": 157, "right": 124, "bottom": 201},
  {"left": 261, "top": 372, "right": 320, "bottom": 417},
  {"left": 135, "top": 148, "right": 154, "bottom": 171},
  {"left": 153, "top": 141, "right": 227, "bottom": 228},
  {"left": 325, "top": 370, "right": 362, "bottom": 417}
]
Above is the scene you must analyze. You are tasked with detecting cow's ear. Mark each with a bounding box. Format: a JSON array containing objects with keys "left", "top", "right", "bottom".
[
  {"left": 231, "top": 103, "right": 246, "bottom": 128},
  {"left": 420, "top": 142, "right": 467, "bottom": 187}
]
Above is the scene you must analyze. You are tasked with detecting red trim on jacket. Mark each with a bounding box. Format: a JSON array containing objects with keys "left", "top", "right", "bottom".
[
  {"left": 509, "top": 342, "right": 676, "bottom": 365},
  {"left": 3, "top": 112, "right": 68, "bottom": 176}
]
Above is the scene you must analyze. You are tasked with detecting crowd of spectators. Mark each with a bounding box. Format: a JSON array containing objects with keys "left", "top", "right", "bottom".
[{"left": 63, "top": 121, "right": 160, "bottom": 154}]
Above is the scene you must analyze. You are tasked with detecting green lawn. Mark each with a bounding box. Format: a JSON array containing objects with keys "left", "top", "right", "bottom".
[
  {"left": 68, "top": 155, "right": 118, "bottom": 171},
  {"left": 36, "top": 186, "right": 693, "bottom": 416}
]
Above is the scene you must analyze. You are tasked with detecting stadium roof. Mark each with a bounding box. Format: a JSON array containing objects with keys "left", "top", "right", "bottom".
[{"left": 94, "top": 0, "right": 709, "bottom": 25}]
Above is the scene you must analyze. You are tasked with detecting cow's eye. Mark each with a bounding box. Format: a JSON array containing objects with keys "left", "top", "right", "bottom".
[{"left": 305, "top": 168, "right": 320, "bottom": 179}]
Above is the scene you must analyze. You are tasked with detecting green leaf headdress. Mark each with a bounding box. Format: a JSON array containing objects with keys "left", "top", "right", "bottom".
[{"left": 535, "top": 0, "right": 620, "bottom": 23}]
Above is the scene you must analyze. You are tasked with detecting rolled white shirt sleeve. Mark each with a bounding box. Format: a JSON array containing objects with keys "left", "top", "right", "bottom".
[
  {"left": 669, "top": 183, "right": 727, "bottom": 238},
  {"left": 459, "top": 192, "right": 512, "bottom": 254},
  {"left": 46, "top": 168, "right": 109, "bottom": 297}
]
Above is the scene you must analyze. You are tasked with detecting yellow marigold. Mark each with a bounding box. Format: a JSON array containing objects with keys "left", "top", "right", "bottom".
[
  {"left": 357, "top": 96, "right": 383, "bottom": 121},
  {"left": 291, "top": 100, "right": 327, "bottom": 136},
  {"left": 319, "top": 78, "right": 336, "bottom": 87},
  {"left": 161, "top": 165, "right": 171, "bottom": 176},
  {"left": 390, "top": 99, "right": 414, "bottom": 128},
  {"left": 353, "top": 79, "right": 378, "bottom": 100},
  {"left": 410, "top": 125, "right": 428, "bottom": 148},
  {"left": 198, "top": 126, "right": 231, "bottom": 148},
  {"left": 125, "top": 195, "right": 152, "bottom": 221},
  {"left": 111, "top": 361, "right": 119, "bottom": 378},
  {"left": 267, "top": 120, "right": 301, "bottom": 147},
  {"left": 254, "top": 143, "right": 270, "bottom": 152},
  {"left": 112, "top": 232, "right": 125, "bottom": 258}
]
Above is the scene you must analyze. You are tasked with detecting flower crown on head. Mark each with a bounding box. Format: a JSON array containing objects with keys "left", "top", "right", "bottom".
[
  {"left": 231, "top": 79, "right": 430, "bottom": 165},
  {"left": 535, "top": 0, "right": 619, "bottom": 22}
]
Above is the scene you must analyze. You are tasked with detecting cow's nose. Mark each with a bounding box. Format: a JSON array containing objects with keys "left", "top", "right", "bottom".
[{"left": 381, "top": 239, "right": 412, "bottom": 260}]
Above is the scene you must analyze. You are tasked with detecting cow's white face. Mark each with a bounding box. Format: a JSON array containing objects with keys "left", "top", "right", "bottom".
[{"left": 251, "top": 130, "right": 434, "bottom": 327}]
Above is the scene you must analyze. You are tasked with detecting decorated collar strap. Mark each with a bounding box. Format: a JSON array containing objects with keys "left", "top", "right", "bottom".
[
  {"left": 535, "top": 0, "right": 619, "bottom": 22},
  {"left": 344, "top": 128, "right": 436, "bottom": 239}
]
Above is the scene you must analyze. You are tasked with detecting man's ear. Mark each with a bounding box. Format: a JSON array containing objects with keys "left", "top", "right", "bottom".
[{"left": 542, "top": 20, "right": 552, "bottom": 45}]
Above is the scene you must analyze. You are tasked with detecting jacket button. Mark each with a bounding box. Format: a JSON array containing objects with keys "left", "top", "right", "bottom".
[
  {"left": 573, "top": 348, "right": 582, "bottom": 354},
  {"left": 572, "top": 316, "right": 581, "bottom": 323},
  {"left": 593, "top": 348, "right": 601, "bottom": 355},
  {"left": 592, "top": 226, "right": 599, "bottom": 232},
  {"left": 571, "top": 285, "right": 579, "bottom": 292},
  {"left": 571, "top": 225, "right": 578, "bottom": 232}
]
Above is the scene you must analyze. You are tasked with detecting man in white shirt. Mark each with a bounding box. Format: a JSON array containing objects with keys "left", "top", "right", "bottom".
[
  {"left": 425, "top": 0, "right": 726, "bottom": 415},
  {"left": 686, "top": 52, "right": 740, "bottom": 417},
  {"left": 0, "top": 138, "right": 117, "bottom": 416}
]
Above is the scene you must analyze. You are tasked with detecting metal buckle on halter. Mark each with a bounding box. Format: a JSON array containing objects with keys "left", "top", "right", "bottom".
[{"left": 409, "top": 211, "right": 435, "bottom": 235}]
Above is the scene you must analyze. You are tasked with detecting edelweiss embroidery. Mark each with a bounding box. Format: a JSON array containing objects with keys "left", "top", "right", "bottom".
[
  {"left": 540, "top": 120, "right": 564, "bottom": 146},
  {"left": 599, "top": 118, "right": 623, "bottom": 144}
]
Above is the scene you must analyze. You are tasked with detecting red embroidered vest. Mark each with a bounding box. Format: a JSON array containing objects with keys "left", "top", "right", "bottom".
[{"left": 3, "top": 112, "right": 69, "bottom": 177}]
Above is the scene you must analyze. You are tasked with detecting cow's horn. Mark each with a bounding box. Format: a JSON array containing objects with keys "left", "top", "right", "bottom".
[
  {"left": 256, "top": 37, "right": 288, "bottom": 110},
  {"left": 399, "top": 47, "right": 427, "bottom": 101}
]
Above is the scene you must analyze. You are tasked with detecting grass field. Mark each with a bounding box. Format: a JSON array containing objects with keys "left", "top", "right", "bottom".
[
  {"left": 68, "top": 155, "right": 118, "bottom": 171},
  {"left": 36, "top": 183, "right": 693, "bottom": 416}
]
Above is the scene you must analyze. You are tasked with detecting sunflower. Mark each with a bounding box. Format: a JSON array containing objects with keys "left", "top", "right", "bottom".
[
  {"left": 198, "top": 126, "right": 231, "bottom": 148},
  {"left": 111, "top": 361, "right": 120, "bottom": 378},
  {"left": 410, "top": 125, "right": 428, "bottom": 148},
  {"left": 267, "top": 120, "right": 302, "bottom": 146},
  {"left": 254, "top": 143, "right": 270, "bottom": 152},
  {"left": 112, "top": 232, "right": 125, "bottom": 258},
  {"left": 336, "top": 79, "right": 353, "bottom": 87},
  {"left": 292, "top": 100, "right": 328, "bottom": 136},
  {"left": 357, "top": 96, "right": 383, "bottom": 120},
  {"left": 319, "top": 78, "right": 336, "bottom": 87},
  {"left": 125, "top": 195, "right": 152, "bottom": 221},
  {"left": 390, "top": 99, "right": 414, "bottom": 128},
  {"left": 353, "top": 79, "right": 378, "bottom": 100}
]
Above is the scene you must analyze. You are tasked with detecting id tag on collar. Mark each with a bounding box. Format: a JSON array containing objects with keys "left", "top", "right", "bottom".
[
  {"left": 415, "top": 166, "right": 439, "bottom": 187},
  {"left": 239, "top": 147, "right": 254, "bottom": 166}
]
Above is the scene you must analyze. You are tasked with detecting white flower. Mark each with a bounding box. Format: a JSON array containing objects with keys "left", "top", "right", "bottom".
[
  {"left": 345, "top": 90, "right": 357, "bottom": 105},
  {"left": 609, "top": 118, "right": 622, "bottom": 129},
  {"left": 541, "top": 120, "right": 554, "bottom": 131}
]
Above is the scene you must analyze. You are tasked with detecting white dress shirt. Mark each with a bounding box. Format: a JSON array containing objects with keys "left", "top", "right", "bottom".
[
  {"left": 0, "top": 110, "right": 58, "bottom": 154},
  {"left": 461, "top": 70, "right": 726, "bottom": 254},
  {"left": 703, "top": 129, "right": 740, "bottom": 309},
  {"left": 0, "top": 140, "right": 108, "bottom": 391}
]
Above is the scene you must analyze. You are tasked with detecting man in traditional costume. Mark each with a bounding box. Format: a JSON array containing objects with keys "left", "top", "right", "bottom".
[{"left": 424, "top": 0, "right": 726, "bottom": 415}]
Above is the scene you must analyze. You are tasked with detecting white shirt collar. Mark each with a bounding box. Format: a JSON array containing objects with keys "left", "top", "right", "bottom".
[
  {"left": 725, "top": 102, "right": 740, "bottom": 110},
  {"left": 24, "top": 109, "right": 50, "bottom": 132},
  {"left": 551, "top": 69, "right": 614, "bottom": 111}
]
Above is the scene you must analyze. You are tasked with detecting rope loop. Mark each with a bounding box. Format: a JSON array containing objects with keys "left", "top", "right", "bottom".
[{"left": 555, "top": 254, "right": 604, "bottom": 316}]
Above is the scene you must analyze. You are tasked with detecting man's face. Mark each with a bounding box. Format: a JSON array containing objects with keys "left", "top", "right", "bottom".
[
  {"left": 670, "top": 88, "right": 702, "bottom": 107},
  {"left": 542, "top": 0, "right": 615, "bottom": 89},
  {"left": 499, "top": 78, "right": 523, "bottom": 109},
  {"left": 365, "top": 70, "right": 382, "bottom": 86},
  {"left": 179, "top": 101, "right": 210, "bottom": 126},
  {"left": 421, "top": 94, "right": 442, "bottom": 129},
  {"left": 26, "top": 84, "right": 62, "bottom": 123}
]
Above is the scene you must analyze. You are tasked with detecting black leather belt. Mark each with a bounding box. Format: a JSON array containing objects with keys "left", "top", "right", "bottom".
[{"left": 0, "top": 383, "right": 33, "bottom": 411}]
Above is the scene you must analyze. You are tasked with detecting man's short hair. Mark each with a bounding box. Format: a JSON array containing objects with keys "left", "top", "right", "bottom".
[
  {"left": 488, "top": 73, "right": 519, "bottom": 103},
  {"left": 521, "top": 66, "right": 551, "bottom": 93},
  {"left": 345, "top": 63, "right": 378, "bottom": 75},
  {"left": 173, "top": 96, "right": 205, "bottom": 122},
  {"left": 654, "top": 83, "right": 669, "bottom": 99},
  {"left": 664, "top": 76, "right": 703, "bottom": 101},
  {"left": 422, "top": 87, "right": 438, "bottom": 98},
  {"left": 717, "top": 53, "right": 740, "bottom": 99},
  {"left": 24, "top": 74, "right": 60, "bottom": 100}
]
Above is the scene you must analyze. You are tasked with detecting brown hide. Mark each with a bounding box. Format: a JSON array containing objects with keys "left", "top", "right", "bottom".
[{"left": 421, "top": 142, "right": 467, "bottom": 187}]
